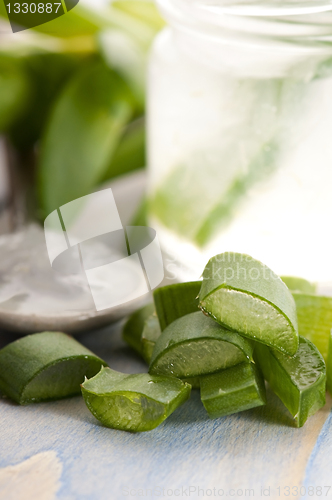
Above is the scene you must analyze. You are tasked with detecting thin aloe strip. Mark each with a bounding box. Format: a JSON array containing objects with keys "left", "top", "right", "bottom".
[
  {"left": 122, "top": 303, "right": 155, "bottom": 358},
  {"left": 200, "top": 362, "right": 266, "bottom": 419},
  {"left": 153, "top": 281, "right": 202, "bottom": 331},
  {"left": 149, "top": 311, "right": 253, "bottom": 379},
  {"left": 81, "top": 367, "right": 191, "bottom": 432},
  {"left": 141, "top": 312, "right": 161, "bottom": 364},
  {"left": 255, "top": 336, "right": 326, "bottom": 428},
  {"left": 0, "top": 331, "right": 107, "bottom": 405},
  {"left": 199, "top": 252, "right": 299, "bottom": 355}
]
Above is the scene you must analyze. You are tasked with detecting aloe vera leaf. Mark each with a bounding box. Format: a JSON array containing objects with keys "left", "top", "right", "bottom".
[
  {"left": 153, "top": 281, "right": 202, "bottom": 331},
  {"left": 291, "top": 293, "right": 332, "bottom": 361},
  {"left": 81, "top": 366, "right": 191, "bottom": 432},
  {"left": 281, "top": 276, "right": 317, "bottom": 294},
  {"left": 122, "top": 303, "right": 155, "bottom": 358},
  {"left": 149, "top": 311, "right": 253, "bottom": 379},
  {"left": 199, "top": 252, "right": 299, "bottom": 355},
  {"left": 101, "top": 118, "right": 146, "bottom": 182},
  {"left": 0, "top": 331, "right": 107, "bottom": 405},
  {"left": 38, "top": 61, "right": 134, "bottom": 215},
  {"left": 255, "top": 337, "right": 326, "bottom": 427},
  {"left": 200, "top": 362, "right": 266, "bottom": 419},
  {"left": 141, "top": 313, "right": 161, "bottom": 364}
]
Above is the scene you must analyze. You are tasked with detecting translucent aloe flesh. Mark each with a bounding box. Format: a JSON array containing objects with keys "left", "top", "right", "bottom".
[
  {"left": 199, "top": 253, "right": 299, "bottom": 355},
  {"left": 153, "top": 281, "right": 202, "bottom": 331},
  {"left": 200, "top": 362, "right": 266, "bottom": 419},
  {"left": 255, "top": 337, "right": 326, "bottom": 427},
  {"left": 141, "top": 313, "right": 161, "bottom": 364},
  {"left": 0, "top": 332, "right": 107, "bottom": 405},
  {"left": 122, "top": 303, "right": 155, "bottom": 357},
  {"left": 149, "top": 311, "right": 253, "bottom": 379},
  {"left": 81, "top": 367, "right": 191, "bottom": 432}
]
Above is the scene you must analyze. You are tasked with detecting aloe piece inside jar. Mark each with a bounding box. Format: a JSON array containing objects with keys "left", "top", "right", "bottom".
[
  {"left": 149, "top": 311, "right": 253, "bottom": 379},
  {"left": 81, "top": 367, "right": 191, "bottom": 432},
  {"left": 255, "top": 336, "right": 326, "bottom": 428},
  {"left": 200, "top": 362, "right": 266, "bottom": 419}
]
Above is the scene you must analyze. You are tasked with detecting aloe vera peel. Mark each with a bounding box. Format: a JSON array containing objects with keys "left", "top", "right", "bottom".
[
  {"left": 200, "top": 362, "right": 266, "bottom": 419},
  {"left": 141, "top": 313, "right": 161, "bottom": 364},
  {"left": 153, "top": 281, "right": 202, "bottom": 331},
  {"left": 149, "top": 311, "right": 253, "bottom": 379},
  {"left": 0, "top": 332, "right": 107, "bottom": 405},
  {"left": 199, "top": 252, "right": 299, "bottom": 355},
  {"left": 255, "top": 337, "right": 326, "bottom": 427},
  {"left": 81, "top": 367, "right": 191, "bottom": 432},
  {"left": 122, "top": 303, "right": 155, "bottom": 357}
]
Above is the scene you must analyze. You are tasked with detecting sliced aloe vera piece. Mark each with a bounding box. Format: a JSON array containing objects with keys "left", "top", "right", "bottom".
[
  {"left": 281, "top": 276, "right": 317, "bottom": 295},
  {"left": 0, "top": 332, "right": 106, "bottom": 405},
  {"left": 199, "top": 252, "right": 299, "bottom": 355},
  {"left": 153, "top": 281, "right": 202, "bottom": 331},
  {"left": 149, "top": 311, "right": 253, "bottom": 379},
  {"left": 255, "top": 337, "right": 326, "bottom": 427},
  {"left": 81, "top": 367, "right": 191, "bottom": 432},
  {"left": 200, "top": 362, "right": 266, "bottom": 419},
  {"left": 122, "top": 303, "right": 155, "bottom": 357},
  {"left": 291, "top": 294, "right": 332, "bottom": 362},
  {"left": 141, "top": 313, "right": 161, "bottom": 364}
]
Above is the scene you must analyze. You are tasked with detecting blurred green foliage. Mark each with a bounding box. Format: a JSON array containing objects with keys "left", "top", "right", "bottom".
[{"left": 0, "top": 0, "right": 164, "bottom": 217}]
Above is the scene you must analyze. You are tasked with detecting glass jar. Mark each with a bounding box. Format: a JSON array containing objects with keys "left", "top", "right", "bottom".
[{"left": 147, "top": 0, "right": 332, "bottom": 284}]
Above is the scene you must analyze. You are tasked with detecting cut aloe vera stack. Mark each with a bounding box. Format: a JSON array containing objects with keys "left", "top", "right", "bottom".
[
  {"left": 0, "top": 332, "right": 107, "bottom": 405},
  {"left": 281, "top": 276, "right": 317, "bottom": 295},
  {"left": 255, "top": 336, "right": 326, "bottom": 428},
  {"left": 149, "top": 311, "right": 253, "bottom": 379},
  {"left": 200, "top": 362, "right": 266, "bottom": 419},
  {"left": 199, "top": 252, "right": 299, "bottom": 355},
  {"left": 153, "top": 281, "right": 202, "bottom": 331},
  {"left": 141, "top": 313, "right": 161, "bottom": 364},
  {"left": 81, "top": 367, "right": 191, "bottom": 432},
  {"left": 122, "top": 303, "right": 155, "bottom": 358}
]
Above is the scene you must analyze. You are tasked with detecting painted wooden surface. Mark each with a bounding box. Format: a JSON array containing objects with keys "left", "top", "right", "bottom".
[{"left": 1, "top": 321, "right": 332, "bottom": 500}]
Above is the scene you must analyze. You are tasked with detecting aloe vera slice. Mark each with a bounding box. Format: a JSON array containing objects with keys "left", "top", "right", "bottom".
[
  {"left": 200, "top": 362, "right": 266, "bottom": 419},
  {"left": 122, "top": 303, "right": 155, "bottom": 357},
  {"left": 291, "top": 294, "right": 332, "bottom": 362},
  {"left": 255, "top": 337, "right": 326, "bottom": 427},
  {"left": 0, "top": 332, "right": 107, "bottom": 405},
  {"left": 81, "top": 367, "right": 191, "bottom": 432},
  {"left": 141, "top": 313, "right": 161, "bottom": 364},
  {"left": 153, "top": 281, "right": 202, "bottom": 331},
  {"left": 149, "top": 311, "right": 253, "bottom": 379},
  {"left": 199, "top": 252, "right": 299, "bottom": 355},
  {"left": 281, "top": 276, "right": 317, "bottom": 295}
]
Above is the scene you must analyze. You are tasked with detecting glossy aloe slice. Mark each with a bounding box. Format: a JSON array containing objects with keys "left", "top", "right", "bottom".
[
  {"left": 81, "top": 367, "right": 191, "bottom": 432},
  {"left": 199, "top": 252, "right": 299, "bottom": 355},
  {"left": 0, "top": 331, "right": 107, "bottom": 405},
  {"left": 255, "top": 337, "right": 326, "bottom": 427},
  {"left": 149, "top": 311, "right": 253, "bottom": 379},
  {"left": 281, "top": 276, "right": 316, "bottom": 294},
  {"left": 153, "top": 281, "right": 202, "bottom": 331},
  {"left": 141, "top": 313, "right": 161, "bottom": 364},
  {"left": 200, "top": 362, "right": 266, "bottom": 419},
  {"left": 122, "top": 303, "right": 155, "bottom": 358},
  {"left": 291, "top": 294, "right": 332, "bottom": 362}
]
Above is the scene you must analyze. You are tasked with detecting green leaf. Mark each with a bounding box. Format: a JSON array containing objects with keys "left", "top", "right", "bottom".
[
  {"left": 38, "top": 61, "right": 134, "bottom": 215},
  {"left": 200, "top": 363, "right": 266, "bottom": 419},
  {"left": 255, "top": 337, "right": 326, "bottom": 427},
  {"left": 149, "top": 311, "right": 253, "bottom": 379},
  {"left": 199, "top": 252, "right": 299, "bottom": 355},
  {"left": 101, "top": 117, "right": 146, "bottom": 181},
  {"left": 122, "top": 303, "right": 155, "bottom": 357},
  {"left": 153, "top": 281, "right": 202, "bottom": 331},
  {"left": 81, "top": 366, "right": 191, "bottom": 432},
  {"left": 0, "top": 331, "right": 107, "bottom": 405}
]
